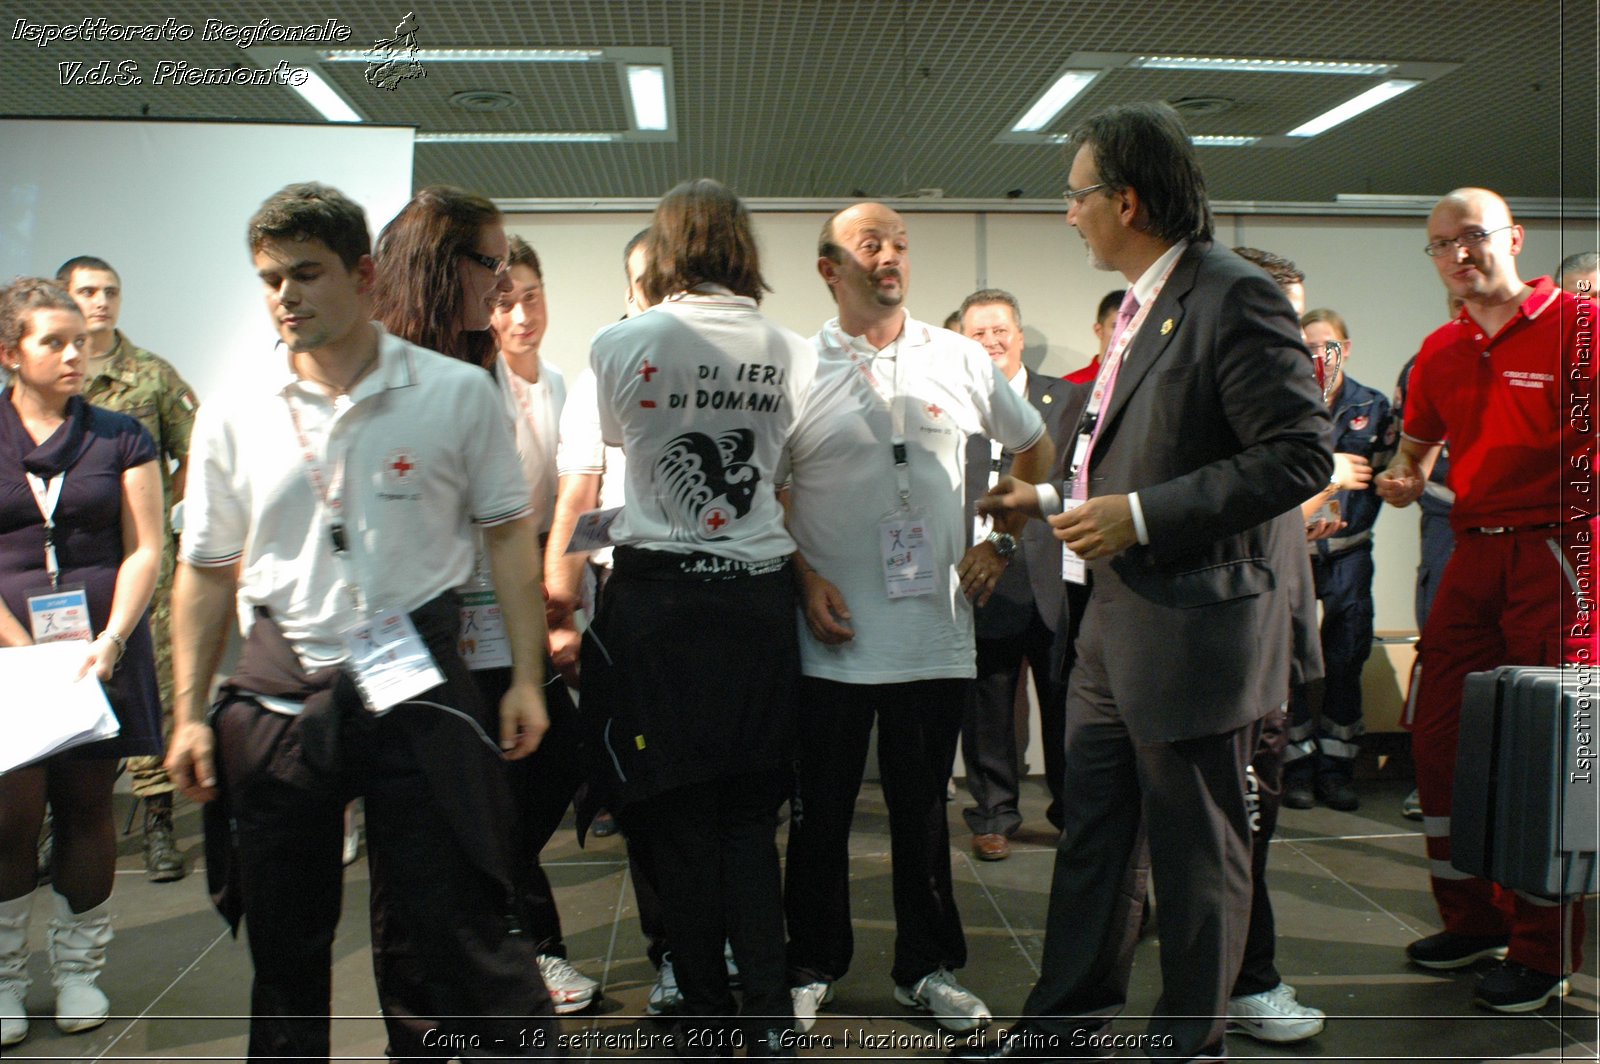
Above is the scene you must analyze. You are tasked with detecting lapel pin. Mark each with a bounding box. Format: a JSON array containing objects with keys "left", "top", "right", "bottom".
[
  {"left": 1042, "top": 394, "right": 1053, "bottom": 404},
  {"left": 1160, "top": 318, "right": 1175, "bottom": 335}
]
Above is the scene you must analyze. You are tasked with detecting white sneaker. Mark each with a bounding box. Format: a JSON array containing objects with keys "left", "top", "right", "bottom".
[
  {"left": 893, "top": 969, "right": 991, "bottom": 1032},
  {"left": 790, "top": 980, "right": 833, "bottom": 1034},
  {"left": 1226, "top": 982, "right": 1325, "bottom": 1043},
  {"left": 646, "top": 957, "right": 681, "bottom": 1015},
  {"left": 1402, "top": 788, "right": 1423, "bottom": 821},
  {"left": 341, "top": 821, "right": 360, "bottom": 867},
  {"left": 536, "top": 954, "right": 599, "bottom": 1015}
]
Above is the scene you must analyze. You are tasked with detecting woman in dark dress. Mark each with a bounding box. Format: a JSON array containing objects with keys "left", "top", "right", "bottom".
[{"left": 0, "top": 279, "right": 164, "bottom": 1047}]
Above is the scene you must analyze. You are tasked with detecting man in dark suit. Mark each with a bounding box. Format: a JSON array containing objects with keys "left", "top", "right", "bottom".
[
  {"left": 958, "top": 289, "right": 1086, "bottom": 859},
  {"left": 964, "top": 102, "right": 1332, "bottom": 1062}
]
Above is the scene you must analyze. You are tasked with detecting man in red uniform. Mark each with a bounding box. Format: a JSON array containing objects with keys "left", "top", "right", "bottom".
[{"left": 1376, "top": 187, "right": 1594, "bottom": 1013}]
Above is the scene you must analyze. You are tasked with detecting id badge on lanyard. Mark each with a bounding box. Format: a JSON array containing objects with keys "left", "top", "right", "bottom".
[
  {"left": 285, "top": 393, "right": 446, "bottom": 705},
  {"left": 458, "top": 539, "right": 512, "bottom": 671},
  {"left": 22, "top": 472, "right": 94, "bottom": 641}
]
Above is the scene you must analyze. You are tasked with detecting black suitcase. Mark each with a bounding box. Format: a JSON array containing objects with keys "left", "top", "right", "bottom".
[{"left": 1452, "top": 665, "right": 1597, "bottom": 897}]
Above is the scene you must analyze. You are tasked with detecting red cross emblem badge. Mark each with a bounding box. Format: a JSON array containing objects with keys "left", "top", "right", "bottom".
[{"left": 385, "top": 449, "right": 417, "bottom": 483}]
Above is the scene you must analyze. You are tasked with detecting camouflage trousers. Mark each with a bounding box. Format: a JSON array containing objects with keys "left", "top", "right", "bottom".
[{"left": 126, "top": 546, "right": 176, "bottom": 798}]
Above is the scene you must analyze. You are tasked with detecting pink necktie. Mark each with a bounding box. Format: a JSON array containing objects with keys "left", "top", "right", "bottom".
[{"left": 1070, "top": 291, "right": 1140, "bottom": 501}]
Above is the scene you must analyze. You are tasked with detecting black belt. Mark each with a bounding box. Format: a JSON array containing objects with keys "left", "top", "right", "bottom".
[{"left": 1467, "top": 522, "right": 1561, "bottom": 535}]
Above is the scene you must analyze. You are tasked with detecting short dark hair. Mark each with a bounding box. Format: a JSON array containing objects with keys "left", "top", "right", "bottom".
[
  {"left": 371, "top": 185, "right": 502, "bottom": 366},
  {"left": 1300, "top": 307, "right": 1350, "bottom": 339},
  {"left": 54, "top": 256, "right": 119, "bottom": 285},
  {"left": 942, "top": 310, "right": 961, "bottom": 330},
  {"left": 1066, "top": 102, "right": 1214, "bottom": 244},
  {"left": 1096, "top": 289, "right": 1126, "bottom": 322},
  {"left": 624, "top": 228, "right": 649, "bottom": 268},
  {"left": 507, "top": 235, "right": 542, "bottom": 279},
  {"left": 958, "top": 288, "right": 1023, "bottom": 330},
  {"left": 247, "top": 182, "right": 372, "bottom": 270},
  {"left": 1557, "top": 251, "right": 1598, "bottom": 281},
  {"left": 1232, "top": 247, "right": 1305, "bottom": 291},
  {"left": 642, "top": 179, "right": 769, "bottom": 304},
  {"left": 0, "top": 278, "right": 82, "bottom": 352}
]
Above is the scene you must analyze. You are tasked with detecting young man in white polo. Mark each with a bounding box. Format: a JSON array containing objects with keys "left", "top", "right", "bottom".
[{"left": 164, "top": 182, "right": 557, "bottom": 1060}]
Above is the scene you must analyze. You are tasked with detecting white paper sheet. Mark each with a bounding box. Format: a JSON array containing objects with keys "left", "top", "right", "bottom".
[{"left": 0, "top": 641, "right": 120, "bottom": 774}]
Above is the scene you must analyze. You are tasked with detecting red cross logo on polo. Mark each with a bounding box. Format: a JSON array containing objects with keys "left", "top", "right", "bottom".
[
  {"left": 1350, "top": 415, "right": 1369, "bottom": 431},
  {"left": 926, "top": 403, "right": 944, "bottom": 420},
  {"left": 384, "top": 449, "right": 417, "bottom": 483},
  {"left": 702, "top": 507, "right": 731, "bottom": 535}
]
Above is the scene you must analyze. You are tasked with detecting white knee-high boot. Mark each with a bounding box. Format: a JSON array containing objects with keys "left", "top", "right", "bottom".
[
  {"left": 47, "top": 891, "right": 111, "bottom": 1034},
  {"left": 0, "top": 893, "right": 34, "bottom": 1046}
]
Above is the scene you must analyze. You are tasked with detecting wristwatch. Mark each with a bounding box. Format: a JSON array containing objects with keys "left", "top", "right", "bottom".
[{"left": 986, "top": 531, "right": 1018, "bottom": 559}]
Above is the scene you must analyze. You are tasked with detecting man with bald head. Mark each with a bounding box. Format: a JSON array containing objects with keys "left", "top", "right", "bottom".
[
  {"left": 1377, "top": 188, "right": 1594, "bottom": 1012},
  {"left": 781, "top": 203, "right": 1052, "bottom": 1033}
]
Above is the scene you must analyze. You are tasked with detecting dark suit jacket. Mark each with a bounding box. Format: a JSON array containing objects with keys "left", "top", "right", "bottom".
[
  {"left": 1079, "top": 240, "right": 1333, "bottom": 742},
  {"left": 964, "top": 372, "right": 1086, "bottom": 640}
]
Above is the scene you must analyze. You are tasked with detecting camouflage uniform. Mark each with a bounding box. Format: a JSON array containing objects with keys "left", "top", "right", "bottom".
[{"left": 83, "top": 331, "right": 197, "bottom": 798}]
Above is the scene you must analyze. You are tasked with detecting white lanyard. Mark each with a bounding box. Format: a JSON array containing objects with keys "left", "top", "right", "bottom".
[
  {"left": 283, "top": 394, "right": 363, "bottom": 611},
  {"left": 24, "top": 472, "right": 65, "bottom": 588},
  {"left": 1065, "top": 256, "right": 1181, "bottom": 487},
  {"left": 840, "top": 328, "right": 912, "bottom": 510}
]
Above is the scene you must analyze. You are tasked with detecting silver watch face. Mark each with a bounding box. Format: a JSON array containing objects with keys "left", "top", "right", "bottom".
[{"left": 988, "top": 532, "right": 1017, "bottom": 557}]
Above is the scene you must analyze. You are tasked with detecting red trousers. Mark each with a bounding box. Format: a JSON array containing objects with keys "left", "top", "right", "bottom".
[{"left": 1410, "top": 522, "right": 1594, "bottom": 977}]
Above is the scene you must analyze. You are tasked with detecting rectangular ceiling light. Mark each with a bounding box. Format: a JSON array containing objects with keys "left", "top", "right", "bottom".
[
  {"left": 1011, "top": 70, "right": 1100, "bottom": 132},
  {"left": 626, "top": 64, "right": 669, "bottom": 131},
  {"left": 1133, "top": 56, "right": 1395, "bottom": 76},
  {"left": 1288, "top": 79, "right": 1421, "bottom": 137},
  {"left": 289, "top": 67, "right": 362, "bottom": 122},
  {"left": 321, "top": 48, "right": 602, "bottom": 62},
  {"left": 415, "top": 131, "right": 620, "bottom": 143},
  {"left": 1190, "top": 135, "right": 1261, "bottom": 147}
]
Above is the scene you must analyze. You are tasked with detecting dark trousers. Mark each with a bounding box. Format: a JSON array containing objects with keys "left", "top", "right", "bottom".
[
  {"left": 1234, "top": 705, "right": 1287, "bottom": 998},
  {"left": 622, "top": 827, "right": 670, "bottom": 969},
  {"left": 215, "top": 697, "right": 557, "bottom": 1063},
  {"left": 962, "top": 606, "right": 1065, "bottom": 836},
  {"left": 1022, "top": 637, "right": 1256, "bottom": 1063},
  {"left": 785, "top": 677, "right": 967, "bottom": 988},
  {"left": 631, "top": 773, "right": 791, "bottom": 1034},
  {"left": 1287, "top": 547, "right": 1375, "bottom": 781}
]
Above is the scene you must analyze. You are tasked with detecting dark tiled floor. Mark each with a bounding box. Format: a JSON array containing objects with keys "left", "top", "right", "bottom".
[{"left": 4, "top": 777, "right": 1596, "bottom": 1061}]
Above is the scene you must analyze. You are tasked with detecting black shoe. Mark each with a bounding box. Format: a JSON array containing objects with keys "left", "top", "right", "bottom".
[
  {"left": 1406, "top": 931, "right": 1510, "bottom": 970},
  {"left": 1282, "top": 780, "right": 1315, "bottom": 810},
  {"left": 591, "top": 810, "right": 619, "bottom": 838},
  {"left": 142, "top": 794, "right": 187, "bottom": 882},
  {"left": 1315, "top": 774, "right": 1359, "bottom": 812},
  {"left": 1473, "top": 961, "right": 1570, "bottom": 1012}
]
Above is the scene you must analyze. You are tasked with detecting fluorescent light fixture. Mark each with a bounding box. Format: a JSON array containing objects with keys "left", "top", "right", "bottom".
[
  {"left": 1288, "top": 79, "right": 1420, "bottom": 137},
  {"left": 321, "top": 47, "right": 602, "bottom": 62},
  {"left": 626, "top": 64, "right": 669, "bottom": 131},
  {"left": 1134, "top": 56, "right": 1394, "bottom": 76},
  {"left": 289, "top": 67, "right": 362, "bottom": 122},
  {"left": 1190, "top": 135, "right": 1261, "bottom": 147},
  {"left": 1011, "top": 70, "right": 1100, "bottom": 132},
  {"left": 415, "top": 131, "right": 620, "bottom": 143}
]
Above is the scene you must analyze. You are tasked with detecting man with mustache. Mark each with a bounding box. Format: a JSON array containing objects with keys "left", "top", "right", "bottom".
[{"left": 781, "top": 202, "right": 1052, "bottom": 1035}]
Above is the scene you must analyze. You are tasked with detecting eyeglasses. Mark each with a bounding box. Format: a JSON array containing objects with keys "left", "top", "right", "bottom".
[
  {"left": 460, "top": 249, "right": 509, "bottom": 275},
  {"left": 1062, "top": 182, "right": 1108, "bottom": 204},
  {"left": 1423, "top": 226, "right": 1512, "bottom": 257}
]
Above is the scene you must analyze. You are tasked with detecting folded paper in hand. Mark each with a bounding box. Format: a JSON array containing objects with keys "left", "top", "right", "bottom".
[{"left": 0, "top": 641, "right": 120, "bottom": 774}]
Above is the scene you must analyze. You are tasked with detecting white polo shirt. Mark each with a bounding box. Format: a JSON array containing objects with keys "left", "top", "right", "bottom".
[
  {"left": 592, "top": 290, "right": 817, "bottom": 562},
  {"left": 782, "top": 311, "right": 1045, "bottom": 684},
  {"left": 555, "top": 367, "right": 627, "bottom": 568},
  {"left": 182, "top": 323, "right": 532, "bottom": 668}
]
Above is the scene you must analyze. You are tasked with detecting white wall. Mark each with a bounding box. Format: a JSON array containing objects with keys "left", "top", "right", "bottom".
[
  {"left": 512, "top": 205, "right": 1577, "bottom": 637},
  {"left": 0, "top": 118, "right": 416, "bottom": 402}
]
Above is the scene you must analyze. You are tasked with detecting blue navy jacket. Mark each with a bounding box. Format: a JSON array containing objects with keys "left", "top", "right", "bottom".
[{"left": 1320, "top": 374, "right": 1389, "bottom": 553}]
